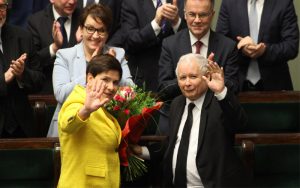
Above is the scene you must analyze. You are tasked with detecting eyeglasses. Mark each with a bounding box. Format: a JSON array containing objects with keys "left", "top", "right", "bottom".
[
  {"left": 185, "top": 11, "right": 212, "bottom": 20},
  {"left": 84, "top": 25, "right": 107, "bottom": 37},
  {"left": 0, "top": 3, "right": 8, "bottom": 12}
]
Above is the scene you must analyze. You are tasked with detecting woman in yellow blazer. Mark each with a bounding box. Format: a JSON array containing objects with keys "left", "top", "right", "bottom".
[{"left": 58, "top": 54, "right": 122, "bottom": 188}]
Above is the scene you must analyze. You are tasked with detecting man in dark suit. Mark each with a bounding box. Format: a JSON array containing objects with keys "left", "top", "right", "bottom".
[
  {"left": 132, "top": 53, "right": 249, "bottom": 187},
  {"left": 8, "top": 0, "right": 49, "bottom": 27},
  {"left": 158, "top": 0, "right": 239, "bottom": 134},
  {"left": 216, "top": 0, "right": 299, "bottom": 91},
  {"left": 77, "top": 0, "right": 123, "bottom": 46},
  {"left": 122, "top": 0, "right": 186, "bottom": 91},
  {"left": 27, "top": 0, "right": 80, "bottom": 94},
  {"left": 0, "top": 0, "right": 44, "bottom": 138}
]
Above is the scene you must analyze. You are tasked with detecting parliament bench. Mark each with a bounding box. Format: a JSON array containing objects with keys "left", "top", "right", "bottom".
[
  {"left": 25, "top": 91, "right": 300, "bottom": 187},
  {"left": 236, "top": 133, "right": 300, "bottom": 187},
  {"left": 0, "top": 134, "right": 298, "bottom": 187},
  {"left": 0, "top": 138, "right": 60, "bottom": 188},
  {"left": 28, "top": 91, "right": 300, "bottom": 137},
  {"left": 142, "top": 133, "right": 300, "bottom": 187},
  {"left": 237, "top": 91, "right": 300, "bottom": 133}
]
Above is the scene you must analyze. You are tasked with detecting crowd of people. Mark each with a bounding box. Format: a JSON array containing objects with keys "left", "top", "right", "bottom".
[{"left": 0, "top": 0, "right": 299, "bottom": 187}]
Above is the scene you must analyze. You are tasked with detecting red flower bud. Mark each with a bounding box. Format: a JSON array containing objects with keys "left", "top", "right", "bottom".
[{"left": 123, "top": 109, "right": 130, "bottom": 115}]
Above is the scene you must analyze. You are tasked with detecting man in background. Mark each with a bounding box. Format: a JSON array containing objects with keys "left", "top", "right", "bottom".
[
  {"left": 216, "top": 0, "right": 299, "bottom": 91},
  {"left": 158, "top": 0, "right": 239, "bottom": 134},
  {"left": 0, "top": 0, "right": 44, "bottom": 138},
  {"left": 121, "top": 0, "right": 185, "bottom": 92},
  {"left": 27, "top": 0, "right": 80, "bottom": 94}
]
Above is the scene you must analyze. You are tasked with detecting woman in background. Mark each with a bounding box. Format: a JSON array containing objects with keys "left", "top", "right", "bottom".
[
  {"left": 58, "top": 54, "right": 122, "bottom": 188},
  {"left": 48, "top": 4, "right": 134, "bottom": 137}
]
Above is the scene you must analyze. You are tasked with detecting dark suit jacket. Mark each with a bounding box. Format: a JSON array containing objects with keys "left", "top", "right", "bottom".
[
  {"left": 122, "top": 0, "right": 185, "bottom": 91},
  {"left": 150, "top": 90, "right": 250, "bottom": 187},
  {"left": 77, "top": 0, "right": 123, "bottom": 47},
  {"left": 27, "top": 4, "right": 80, "bottom": 94},
  {"left": 0, "top": 24, "right": 44, "bottom": 137},
  {"left": 158, "top": 29, "right": 239, "bottom": 101},
  {"left": 216, "top": 0, "right": 299, "bottom": 91}
]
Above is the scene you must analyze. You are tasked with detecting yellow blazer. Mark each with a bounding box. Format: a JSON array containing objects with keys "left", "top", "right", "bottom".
[{"left": 58, "top": 85, "right": 122, "bottom": 188}]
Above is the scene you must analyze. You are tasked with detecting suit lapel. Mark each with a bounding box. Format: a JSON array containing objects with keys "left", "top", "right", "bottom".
[
  {"left": 69, "top": 8, "right": 80, "bottom": 46},
  {"left": 45, "top": 5, "right": 55, "bottom": 44},
  {"left": 179, "top": 29, "right": 192, "bottom": 56},
  {"left": 143, "top": 0, "right": 156, "bottom": 23},
  {"left": 207, "top": 31, "right": 228, "bottom": 67},
  {"left": 197, "top": 90, "right": 213, "bottom": 152},
  {"left": 2, "top": 25, "right": 17, "bottom": 65},
  {"left": 259, "top": 0, "right": 274, "bottom": 42},
  {"left": 207, "top": 31, "right": 217, "bottom": 58},
  {"left": 102, "top": 109, "right": 122, "bottom": 144},
  {"left": 168, "top": 97, "right": 186, "bottom": 154},
  {"left": 241, "top": 0, "right": 250, "bottom": 36}
]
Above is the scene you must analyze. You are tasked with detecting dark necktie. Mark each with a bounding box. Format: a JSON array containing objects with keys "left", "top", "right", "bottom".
[
  {"left": 156, "top": 0, "right": 166, "bottom": 33},
  {"left": 57, "top": 17, "right": 68, "bottom": 48},
  {"left": 195, "top": 41, "right": 202, "bottom": 54},
  {"left": 174, "top": 103, "right": 195, "bottom": 187},
  {"left": 86, "top": 0, "right": 95, "bottom": 6}
]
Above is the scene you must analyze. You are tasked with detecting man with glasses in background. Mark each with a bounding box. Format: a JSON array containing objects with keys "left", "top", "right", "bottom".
[
  {"left": 157, "top": 0, "right": 239, "bottom": 134},
  {"left": 27, "top": 0, "right": 81, "bottom": 94},
  {"left": 0, "top": 0, "right": 44, "bottom": 138}
]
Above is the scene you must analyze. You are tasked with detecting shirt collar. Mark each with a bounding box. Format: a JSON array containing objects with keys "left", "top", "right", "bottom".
[
  {"left": 189, "top": 29, "right": 210, "bottom": 48},
  {"left": 186, "top": 90, "right": 207, "bottom": 111},
  {"left": 52, "top": 5, "right": 72, "bottom": 20}
]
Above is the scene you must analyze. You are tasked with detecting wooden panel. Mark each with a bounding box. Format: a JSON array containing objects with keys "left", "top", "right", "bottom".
[
  {"left": 238, "top": 91, "right": 300, "bottom": 103},
  {"left": 0, "top": 137, "right": 59, "bottom": 149}
]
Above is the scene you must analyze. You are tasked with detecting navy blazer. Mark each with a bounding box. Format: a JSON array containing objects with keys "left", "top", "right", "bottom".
[
  {"left": 0, "top": 24, "right": 44, "bottom": 137},
  {"left": 121, "top": 0, "right": 186, "bottom": 91},
  {"left": 27, "top": 4, "right": 81, "bottom": 94},
  {"left": 158, "top": 29, "right": 239, "bottom": 101},
  {"left": 216, "top": 0, "right": 299, "bottom": 91}
]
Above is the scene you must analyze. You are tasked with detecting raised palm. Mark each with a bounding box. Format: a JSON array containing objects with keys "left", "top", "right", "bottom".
[{"left": 203, "top": 62, "right": 225, "bottom": 94}]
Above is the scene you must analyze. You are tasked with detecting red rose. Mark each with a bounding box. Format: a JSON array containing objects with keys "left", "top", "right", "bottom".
[{"left": 123, "top": 109, "right": 130, "bottom": 115}]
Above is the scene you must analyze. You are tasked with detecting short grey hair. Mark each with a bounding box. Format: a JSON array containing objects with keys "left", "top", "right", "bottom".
[
  {"left": 175, "top": 53, "right": 208, "bottom": 77},
  {"left": 184, "top": 0, "right": 215, "bottom": 10}
]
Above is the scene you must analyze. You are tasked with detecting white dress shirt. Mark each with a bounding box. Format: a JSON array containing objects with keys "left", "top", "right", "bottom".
[
  {"left": 189, "top": 30, "right": 210, "bottom": 58},
  {"left": 172, "top": 94, "right": 205, "bottom": 187}
]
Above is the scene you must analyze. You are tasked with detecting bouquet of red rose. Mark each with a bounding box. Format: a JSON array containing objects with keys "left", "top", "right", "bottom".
[{"left": 106, "top": 86, "right": 162, "bottom": 181}]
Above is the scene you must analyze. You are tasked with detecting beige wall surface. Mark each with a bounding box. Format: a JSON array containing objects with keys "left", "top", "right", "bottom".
[{"left": 212, "top": 0, "right": 300, "bottom": 90}]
